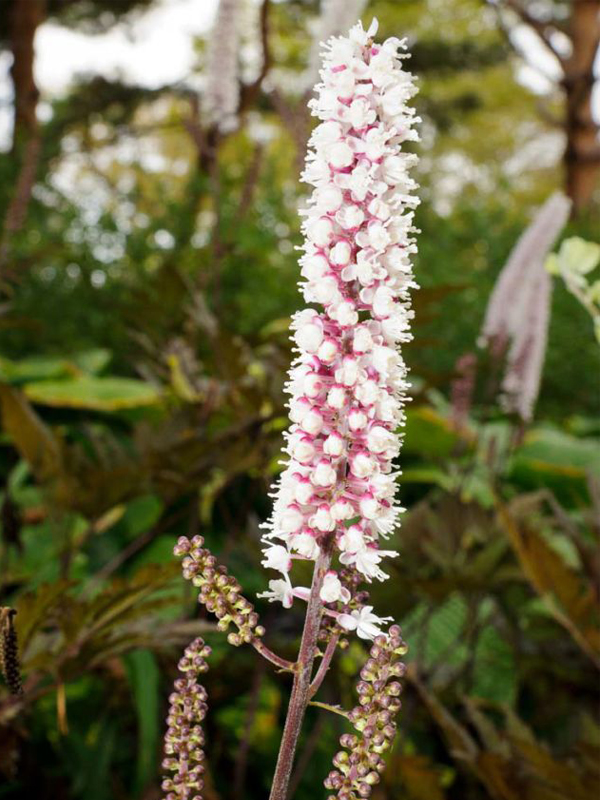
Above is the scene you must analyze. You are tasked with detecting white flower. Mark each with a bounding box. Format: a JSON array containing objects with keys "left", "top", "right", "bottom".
[
  {"left": 330, "top": 240, "right": 352, "bottom": 267},
  {"left": 372, "top": 286, "right": 396, "bottom": 317},
  {"left": 262, "top": 545, "right": 292, "bottom": 573},
  {"left": 327, "top": 141, "right": 354, "bottom": 169},
  {"left": 315, "top": 185, "right": 343, "bottom": 213},
  {"left": 331, "top": 499, "right": 354, "bottom": 520},
  {"left": 319, "top": 571, "right": 350, "bottom": 603},
  {"left": 349, "top": 97, "right": 376, "bottom": 129},
  {"left": 323, "top": 432, "right": 345, "bottom": 457},
  {"left": 327, "top": 385, "right": 347, "bottom": 409},
  {"left": 300, "top": 409, "right": 324, "bottom": 435},
  {"left": 258, "top": 578, "right": 294, "bottom": 609},
  {"left": 311, "top": 505, "right": 336, "bottom": 532},
  {"left": 337, "top": 205, "right": 365, "bottom": 230},
  {"left": 351, "top": 452, "right": 377, "bottom": 478},
  {"left": 295, "top": 320, "right": 323, "bottom": 353},
  {"left": 367, "top": 425, "right": 395, "bottom": 454},
  {"left": 203, "top": 0, "right": 241, "bottom": 131},
  {"left": 338, "top": 605, "right": 393, "bottom": 640},
  {"left": 306, "top": 217, "right": 335, "bottom": 246},
  {"left": 318, "top": 338, "right": 339, "bottom": 364},
  {"left": 290, "top": 532, "right": 321, "bottom": 559},
  {"left": 280, "top": 506, "right": 304, "bottom": 533},
  {"left": 353, "top": 325, "right": 374, "bottom": 353},
  {"left": 354, "top": 546, "right": 398, "bottom": 581},
  {"left": 339, "top": 525, "right": 365, "bottom": 552},
  {"left": 312, "top": 460, "right": 337, "bottom": 487}
]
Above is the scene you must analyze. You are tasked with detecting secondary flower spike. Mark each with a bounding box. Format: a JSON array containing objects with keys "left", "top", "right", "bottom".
[{"left": 259, "top": 19, "right": 419, "bottom": 638}]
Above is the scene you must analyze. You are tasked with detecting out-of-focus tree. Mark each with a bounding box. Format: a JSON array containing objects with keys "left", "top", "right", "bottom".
[
  {"left": 0, "top": 0, "right": 156, "bottom": 278},
  {"left": 487, "top": 0, "right": 600, "bottom": 215}
]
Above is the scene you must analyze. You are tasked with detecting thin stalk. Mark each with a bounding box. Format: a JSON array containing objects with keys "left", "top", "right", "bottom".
[
  {"left": 268, "top": 546, "right": 333, "bottom": 800},
  {"left": 309, "top": 631, "right": 340, "bottom": 698}
]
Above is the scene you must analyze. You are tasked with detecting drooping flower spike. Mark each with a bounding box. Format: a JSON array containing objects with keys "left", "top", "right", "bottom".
[
  {"left": 259, "top": 19, "right": 419, "bottom": 639},
  {"left": 161, "top": 637, "right": 211, "bottom": 800}
]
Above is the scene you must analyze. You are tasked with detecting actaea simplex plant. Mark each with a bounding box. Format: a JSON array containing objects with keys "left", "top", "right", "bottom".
[{"left": 161, "top": 19, "right": 420, "bottom": 800}]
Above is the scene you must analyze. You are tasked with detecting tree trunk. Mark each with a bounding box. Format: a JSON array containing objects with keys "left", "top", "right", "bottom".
[
  {"left": 563, "top": 0, "right": 600, "bottom": 215},
  {"left": 9, "top": 0, "right": 45, "bottom": 144},
  {"left": 1, "top": 0, "right": 46, "bottom": 278}
]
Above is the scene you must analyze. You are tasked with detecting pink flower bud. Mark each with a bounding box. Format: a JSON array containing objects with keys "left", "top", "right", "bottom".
[{"left": 312, "top": 460, "right": 337, "bottom": 487}]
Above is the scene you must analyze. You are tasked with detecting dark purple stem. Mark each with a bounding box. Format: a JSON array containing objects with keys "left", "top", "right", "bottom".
[
  {"left": 309, "top": 631, "right": 340, "bottom": 699},
  {"left": 252, "top": 638, "right": 294, "bottom": 672},
  {"left": 268, "top": 547, "right": 333, "bottom": 800}
]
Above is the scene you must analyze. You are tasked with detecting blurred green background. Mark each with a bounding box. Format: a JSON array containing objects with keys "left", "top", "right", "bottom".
[{"left": 0, "top": 1, "right": 599, "bottom": 798}]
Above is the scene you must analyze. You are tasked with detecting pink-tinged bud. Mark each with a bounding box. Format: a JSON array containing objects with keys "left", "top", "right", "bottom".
[
  {"left": 311, "top": 505, "right": 336, "bottom": 532},
  {"left": 303, "top": 371, "right": 324, "bottom": 398},
  {"left": 294, "top": 477, "right": 314, "bottom": 505},
  {"left": 327, "top": 385, "right": 347, "bottom": 409},
  {"left": 262, "top": 545, "right": 292, "bottom": 573},
  {"left": 310, "top": 276, "right": 339, "bottom": 306},
  {"left": 292, "top": 436, "right": 316, "bottom": 464},
  {"left": 295, "top": 320, "right": 324, "bottom": 353},
  {"left": 351, "top": 452, "right": 376, "bottom": 479},
  {"left": 307, "top": 216, "right": 335, "bottom": 247},
  {"left": 330, "top": 240, "right": 352, "bottom": 267},
  {"left": 289, "top": 396, "right": 312, "bottom": 423},
  {"left": 339, "top": 524, "right": 365, "bottom": 552},
  {"left": 302, "top": 253, "right": 329, "bottom": 281},
  {"left": 360, "top": 493, "right": 379, "bottom": 519},
  {"left": 315, "top": 184, "right": 343, "bottom": 213},
  {"left": 331, "top": 299, "right": 359, "bottom": 327},
  {"left": 336, "top": 357, "right": 360, "bottom": 387},
  {"left": 372, "top": 345, "right": 397, "bottom": 378},
  {"left": 300, "top": 409, "right": 324, "bottom": 435},
  {"left": 353, "top": 325, "right": 374, "bottom": 353},
  {"left": 280, "top": 505, "right": 304, "bottom": 533},
  {"left": 337, "top": 204, "right": 365, "bottom": 230},
  {"left": 372, "top": 285, "right": 396, "bottom": 318},
  {"left": 355, "top": 379, "right": 379, "bottom": 406},
  {"left": 319, "top": 570, "right": 347, "bottom": 603},
  {"left": 327, "top": 141, "right": 354, "bottom": 169},
  {"left": 312, "top": 460, "right": 337, "bottom": 487},
  {"left": 323, "top": 431, "right": 345, "bottom": 457},
  {"left": 367, "top": 425, "right": 393, "bottom": 453},
  {"left": 349, "top": 408, "right": 369, "bottom": 431},
  {"left": 318, "top": 337, "right": 340, "bottom": 364},
  {"left": 290, "top": 531, "right": 321, "bottom": 559},
  {"left": 331, "top": 498, "right": 355, "bottom": 520}
]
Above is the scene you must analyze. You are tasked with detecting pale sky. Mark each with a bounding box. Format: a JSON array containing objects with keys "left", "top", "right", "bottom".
[
  {"left": 0, "top": 0, "right": 220, "bottom": 148},
  {"left": 0, "top": 0, "right": 597, "bottom": 150}
]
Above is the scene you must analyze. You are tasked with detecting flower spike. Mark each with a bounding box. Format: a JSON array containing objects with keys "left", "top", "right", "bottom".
[{"left": 260, "top": 18, "right": 420, "bottom": 639}]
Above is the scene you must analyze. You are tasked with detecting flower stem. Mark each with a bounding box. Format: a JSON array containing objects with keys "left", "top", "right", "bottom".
[{"left": 268, "top": 546, "right": 332, "bottom": 800}]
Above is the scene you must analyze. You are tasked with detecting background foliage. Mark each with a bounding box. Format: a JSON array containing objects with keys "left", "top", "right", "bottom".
[{"left": 0, "top": 1, "right": 598, "bottom": 799}]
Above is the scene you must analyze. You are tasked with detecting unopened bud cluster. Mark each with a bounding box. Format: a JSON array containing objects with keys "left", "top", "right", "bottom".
[
  {"left": 0, "top": 607, "right": 23, "bottom": 697},
  {"left": 174, "top": 536, "right": 265, "bottom": 647},
  {"left": 162, "top": 637, "right": 211, "bottom": 800},
  {"left": 324, "top": 625, "right": 407, "bottom": 799}
]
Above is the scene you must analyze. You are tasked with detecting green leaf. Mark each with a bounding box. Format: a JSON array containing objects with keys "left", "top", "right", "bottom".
[
  {"left": 72, "top": 349, "right": 112, "bottom": 375},
  {"left": 0, "top": 355, "right": 75, "bottom": 384},
  {"left": 424, "top": 594, "right": 468, "bottom": 670},
  {"left": 404, "top": 406, "right": 473, "bottom": 459},
  {"left": 23, "top": 376, "right": 162, "bottom": 411},
  {"left": 124, "top": 650, "right": 160, "bottom": 797},
  {"left": 471, "top": 624, "right": 516, "bottom": 705},
  {"left": 120, "top": 494, "right": 164, "bottom": 538},
  {"left": 508, "top": 427, "right": 600, "bottom": 504}
]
